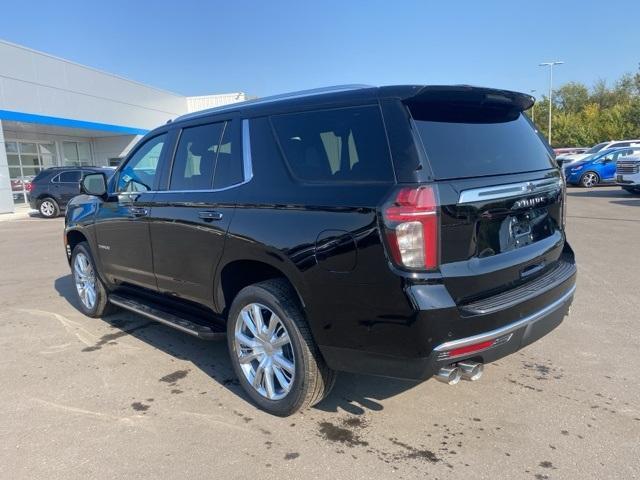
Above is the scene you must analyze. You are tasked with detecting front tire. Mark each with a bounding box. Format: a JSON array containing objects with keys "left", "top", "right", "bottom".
[
  {"left": 580, "top": 171, "right": 599, "bottom": 188},
  {"left": 39, "top": 197, "right": 59, "bottom": 218},
  {"left": 71, "top": 242, "right": 115, "bottom": 318},
  {"left": 226, "top": 279, "right": 336, "bottom": 416}
]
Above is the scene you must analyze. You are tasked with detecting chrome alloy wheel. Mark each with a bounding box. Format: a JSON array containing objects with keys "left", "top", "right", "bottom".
[
  {"left": 234, "top": 303, "right": 295, "bottom": 400},
  {"left": 73, "top": 252, "right": 97, "bottom": 310},
  {"left": 40, "top": 200, "right": 55, "bottom": 217},
  {"left": 582, "top": 172, "right": 598, "bottom": 188}
]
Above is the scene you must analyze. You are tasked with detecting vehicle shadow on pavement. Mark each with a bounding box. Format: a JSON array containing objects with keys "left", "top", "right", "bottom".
[
  {"left": 567, "top": 187, "right": 630, "bottom": 198},
  {"left": 54, "top": 274, "right": 416, "bottom": 413},
  {"left": 609, "top": 199, "right": 640, "bottom": 207},
  {"left": 314, "top": 373, "right": 418, "bottom": 415},
  {"left": 53, "top": 274, "right": 251, "bottom": 406}
]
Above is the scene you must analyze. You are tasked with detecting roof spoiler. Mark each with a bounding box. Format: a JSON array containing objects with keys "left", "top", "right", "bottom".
[{"left": 402, "top": 85, "right": 535, "bottom": 112}]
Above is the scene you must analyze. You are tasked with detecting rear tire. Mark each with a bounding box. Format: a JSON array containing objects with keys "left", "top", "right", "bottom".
[
  {"left": 39, "top": 197, "right": 59, "bottom": 218},
  {"left": 579, "top": 171, "right": 599, "bottom": 188},
  {"left": 71, "top": 242, "right": 116, "bottom": 318},
  {"left": 226, "top": 278, "right": 336, "bottom": 416}
]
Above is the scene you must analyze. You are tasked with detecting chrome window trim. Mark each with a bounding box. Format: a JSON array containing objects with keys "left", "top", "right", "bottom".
[
  {"left": 458, "top": 177, "right": 562, "bottom": 204},
  {"left": 434, "top": 284, "right": 576, "bottom": 353},
  {"left": 117, "top": 119, "right": 254, "bottom": 196},
  {"left": 242, "top": 119, "right": 253, "bottom": 183}
]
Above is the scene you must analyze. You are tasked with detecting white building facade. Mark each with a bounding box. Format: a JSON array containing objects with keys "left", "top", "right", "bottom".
[{"left": 0, "top": 40, "right": 247, "bottom": 213}]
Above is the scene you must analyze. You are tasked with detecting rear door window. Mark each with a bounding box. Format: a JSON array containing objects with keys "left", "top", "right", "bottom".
[
  {"left": 410, "top": 105, "right": 555, "bottom": 180},
  {"left": 170, "top": 122, "right": 225, "bottom": 191},
  {"left": 58, "top": 170, "right": 82, "bottom": 183},
  {"left": 271, "top": 106, "right": 394, "bottom": 183},
  {"left": 212, "top": 121, "right": 243, "bottom": 189}
]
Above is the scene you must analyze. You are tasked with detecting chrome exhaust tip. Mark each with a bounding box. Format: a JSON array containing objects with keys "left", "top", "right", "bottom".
[
  {"left": 435, "top": 366, "right": 462, "bottom": 385},
  {"left": 457, "top": 361, "right": 484, "bottom": 381}
]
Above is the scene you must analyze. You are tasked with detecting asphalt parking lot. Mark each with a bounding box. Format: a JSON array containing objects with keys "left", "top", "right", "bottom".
[{"left": 0, "top": 186, "right": 638, "bottom": 480}]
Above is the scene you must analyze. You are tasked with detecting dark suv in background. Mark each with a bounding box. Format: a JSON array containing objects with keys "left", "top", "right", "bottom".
[
  {"left": 29, "top": 167, "right": 115, "bottom": 218},
  {"left": 64, "top": 85, "right": 576, "bottom": 416}
]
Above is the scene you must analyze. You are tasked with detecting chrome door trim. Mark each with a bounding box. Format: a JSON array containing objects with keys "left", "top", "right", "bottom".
[{"left": 458, "top": 177, "right": 562, "bottom": 204}]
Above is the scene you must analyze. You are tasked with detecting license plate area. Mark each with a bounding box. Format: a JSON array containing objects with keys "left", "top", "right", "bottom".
[{"left": 477, "top": 207, "right": 555, "bottom": 257}]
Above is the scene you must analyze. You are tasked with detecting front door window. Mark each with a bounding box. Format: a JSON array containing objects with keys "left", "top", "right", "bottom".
[{"left": 117, "top": 134, "right": 167, "bottom": 193}]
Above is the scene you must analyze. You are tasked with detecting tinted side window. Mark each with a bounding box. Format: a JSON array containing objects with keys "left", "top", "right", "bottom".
[
  {"left": 170, "top": 123, "right": 225, "bottom": 191},
  {"left": 58, "top": 170, "right": 81, "bottom": 183},
  {"left": 271, "top": 106, "right": 394, "bottom": 183},
  {"left": 118, "top": 134, "right": 166, "bottom": 192},
  {"left": 212, "top": 122, "right": 243, "bottom": 189}
]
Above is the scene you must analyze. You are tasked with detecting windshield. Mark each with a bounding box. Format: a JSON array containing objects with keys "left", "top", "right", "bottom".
[
  {"left": 586, "top": 142, "right": 609, "bottom": 154},
  {"left": 410, "top": 106, "right": 554, "bottom": 180}
]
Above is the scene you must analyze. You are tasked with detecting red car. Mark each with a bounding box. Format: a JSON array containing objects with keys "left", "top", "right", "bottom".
[
  {"left": 553, "top": 147, "right": 587, "bottom": 156},
  {"left": 11, "top": 176, "right": 34, "bottom": 200}
]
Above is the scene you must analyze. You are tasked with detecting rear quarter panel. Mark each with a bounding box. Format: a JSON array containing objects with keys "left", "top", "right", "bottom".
[{"left": 219, "top": 117, "right": 407, "bottom": 351}]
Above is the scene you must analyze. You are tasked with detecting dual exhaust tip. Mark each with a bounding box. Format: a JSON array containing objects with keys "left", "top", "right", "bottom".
[{"left": 435, "top": 361, "right": 483, "bottom": 385}]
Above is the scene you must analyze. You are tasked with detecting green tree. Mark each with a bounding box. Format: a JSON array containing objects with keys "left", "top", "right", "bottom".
[{"left": 526, "top": 65, "right": 640, "bottom": 147}]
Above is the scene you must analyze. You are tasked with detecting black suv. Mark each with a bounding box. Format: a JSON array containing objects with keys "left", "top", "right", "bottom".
[
  {"left": 29, "top": 166, "right": 115, "bottom": 218},
  {"left": 64, "top": 85, "right": 577, "bottom": 416}
]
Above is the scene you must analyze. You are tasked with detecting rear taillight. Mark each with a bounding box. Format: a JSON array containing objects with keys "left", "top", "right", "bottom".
[
  {"left": 382, "top": 185, "right": 439, "bottom": 270},
  {"left": 560, "top": 175, "right": 567, "bottom": 229},
  {"left": 25, "top": 182, "right": 33, "bottom": 192}
]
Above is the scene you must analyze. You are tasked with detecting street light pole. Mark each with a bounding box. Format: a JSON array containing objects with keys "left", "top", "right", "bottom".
[
  {"left": 539, "top": 61, "right": 564, "bottom": 145},
  {"left": 530, "top": 89, "right": 537, "bottom": 123}
]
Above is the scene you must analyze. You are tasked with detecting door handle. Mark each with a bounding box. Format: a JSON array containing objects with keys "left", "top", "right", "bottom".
[
  {"left": 198, "top": 210, "right": 223, "bottom": 221},
  {"left": 129, "top": 206, "right": 149, "bottom": 217}
]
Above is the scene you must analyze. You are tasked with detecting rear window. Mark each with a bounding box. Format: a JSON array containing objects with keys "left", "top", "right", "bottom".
[
  {"left": 271, "top": 106, "right": 394, "bottom": 183},
  {"left": 586, "top": 142, "right": 609, "bottom": 154},
  {"left": 410, "top": 105, "right": 555, "bottom": 179}
]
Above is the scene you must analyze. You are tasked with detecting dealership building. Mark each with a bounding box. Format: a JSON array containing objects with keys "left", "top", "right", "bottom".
[{"left": 0, "top": 39, "right": 247, "bottom": 214}]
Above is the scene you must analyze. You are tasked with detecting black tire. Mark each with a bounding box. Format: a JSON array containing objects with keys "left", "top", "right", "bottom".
[
  {"left": 39, "top": 197, "right": 60, "bottom": 218},
  {"left": 71, "top": 242, "right": 116, "bottom": 318},
  {"left": 226, "top": 278, "right": 336, "bottom": 416},
  {"left": 579, "top": 171, "right": 599, "bottom": 188}
]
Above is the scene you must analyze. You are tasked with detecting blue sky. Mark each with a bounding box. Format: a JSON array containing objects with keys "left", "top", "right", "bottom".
[{"left": 1, "top": 0, "right": 638, "bottom": 100}]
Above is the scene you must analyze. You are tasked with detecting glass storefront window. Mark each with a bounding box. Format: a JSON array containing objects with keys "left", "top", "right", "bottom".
[
  {"left": 6, "top": 140, "right": 62, "bottom": 205},
  {"left": 63, "top": 142, "right": 79, "bottom": 165},
  {"left": 63, "top": 142, "right": 92, "bottom": 166},
  {"left": 77, "top": 142, "right": 92, "bottom": 165},
  {"left": 38, "top": 143, "right": 55, "bottom": 156},
  {"left": 20, "top": 154, "right": 40, "bottom": 168},
  {"left": 19, "top": 142, "right": 38, "bottom": 154}
]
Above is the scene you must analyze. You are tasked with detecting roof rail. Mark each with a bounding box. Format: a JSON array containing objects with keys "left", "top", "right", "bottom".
[{"left": 175, "top": 84, "right": 373, "bottom": 122}]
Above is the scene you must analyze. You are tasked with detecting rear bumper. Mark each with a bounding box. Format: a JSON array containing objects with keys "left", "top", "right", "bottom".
[{"left": 321, "top": 253, "right": 576, "bottom": 380}]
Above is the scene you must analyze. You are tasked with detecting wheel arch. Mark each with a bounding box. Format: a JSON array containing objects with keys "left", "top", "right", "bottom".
[
  {"left": 215, "top": 259, "right": 307, "bottom": 319},
  {"left": 65, "top": 229, "right": 88, "bottom": 263}
]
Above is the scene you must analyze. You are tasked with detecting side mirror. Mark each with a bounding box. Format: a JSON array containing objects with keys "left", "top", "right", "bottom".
[{"left": 81, "top": 173, "right": 107, "bottom": 196}]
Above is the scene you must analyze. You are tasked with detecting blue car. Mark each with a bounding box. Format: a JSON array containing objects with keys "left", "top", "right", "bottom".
[{"left": 564, "top": 147, "right": 640, "bottom": 187}]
